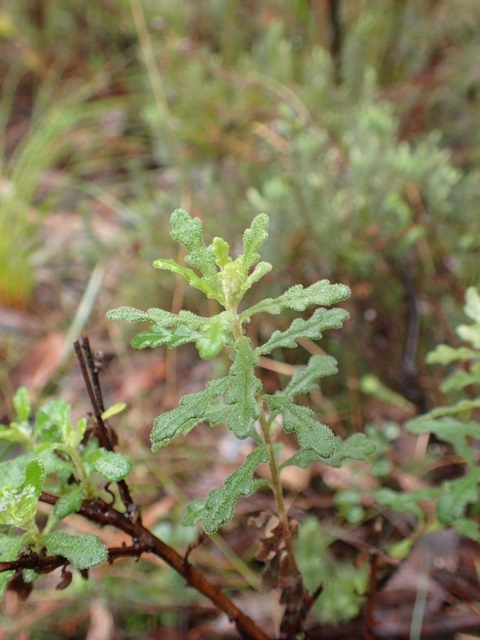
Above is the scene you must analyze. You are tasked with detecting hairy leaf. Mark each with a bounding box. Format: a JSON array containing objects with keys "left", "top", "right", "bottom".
[
  {"left": 182, "top": 498, "right": 207, "bottom": 527},
  {"left": 264, "top": 395, "right": 336, "bottom": 457},
  {"left": 131, "top": 324, "right": 200, "bottom": 349},
  {"left": 257, "top": 308, "right": 348, "bottom": 355},
  {"left": 282, "top": 355, "right": 339, "bottom": 398},
  {"left": 196, "top": 315, "right": 232, "bottom": 359},
  {"left": 106, "top": 306, "right": 150, "bottom": 323},
  {"left": 245, "top": 261, "right": 272, "bottom": 288},
  {"left": 87, "top": 449, "right": 132, "bottom": 482},
  {"left": 169, "top": 209, "right": 223, "bottom": 297},
  {"left": 224, "top": 337, "right": 261, "bottom": 437},
  {"left": 282, "top": 434, "right": 376, "bottom": 469},
  {"left": 44, "top": 532, "right": 108, "bottom": 569},
  {"left": 203, "top": 446, "right": 269, "bottom": 533},
  {"left": 153, "top": 258, "right": 221, "bottom": 301},
  {"left": 151, "top": 377, "right": 229, "bottom": 450},
  {"left": 242, "top": 280, "right": 350, "bottom": 320},
  {"left": 35, "top": 398, "right": 72, "bottom": 443},
  {"left": 241, "top": 213, "right": 270, "bottom": 274}
]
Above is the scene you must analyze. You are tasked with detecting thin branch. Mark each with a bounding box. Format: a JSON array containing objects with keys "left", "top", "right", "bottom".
[
  {"left": 2, "top": 491, "right": 271, "bottom": 640},
  {"left": 74, "top": 338, "right": 140, "bottom": 524}
]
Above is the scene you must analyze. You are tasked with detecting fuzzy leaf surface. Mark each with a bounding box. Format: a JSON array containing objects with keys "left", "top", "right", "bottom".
[
  {"left": 242, "top": 280, "right": 350, "bottom": 320},
  {"left": 282, "top": 355, "right": 339, "bottom": 398},
  {"left": 169, "top": 209, "right": 223, "bottom": 298},
  {"left": 44, "top": 532, "right": 108, "bottom": 569},
  {"left": 281, "top": 434, "right": 376, "bottom": 469},
  {"left": 241, "top": 213, "right": 270, "bottom": 274},
  {"left": 224, "top": 337, "right": 261, "bottom": 437},
  {"left": 203, "top": 446, "right": 269, "bottom": 533},
  {"left": 105, "top": 306, "right": 150, "bottom": 323},
  {"left": 257, "top": 308, "right": 348, "bottom": 356},
  {"left": 153, "top": 258, "right": 220, "bottom": 300},
  {"left": 264, "top": 395, "right": 335, "bottom": 457},
  {"left": 151, "top": 378, "right": 229, "bottom": 450},
  {"left": 131, "top": 324, "right": 200, "bottom": 350},
  {"left": 196, "top": 315, "right": 232, "bottom": 359},
  {"left": 87, "top": 449, "right": 132, "bottom": 482}
]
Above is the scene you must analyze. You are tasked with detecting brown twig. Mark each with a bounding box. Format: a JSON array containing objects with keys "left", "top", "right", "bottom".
[
  {"left": 1, "top": 492, "right": 271, "bottom": 640},
  {"left": 74, "top": 337, "right": 139, "bottom": 524}
]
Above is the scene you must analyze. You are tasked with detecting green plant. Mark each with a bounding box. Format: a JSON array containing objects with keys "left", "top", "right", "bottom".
[
  {"left": 336, "top": 286, "right": 480, "bottom": 560},
  {"left": 1, "top": 211, "right": 376, "bottom": 639}
]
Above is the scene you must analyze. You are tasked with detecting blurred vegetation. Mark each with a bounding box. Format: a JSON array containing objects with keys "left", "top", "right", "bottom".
[{"left": 0, "top": 0, "right": 479, "bottom": 636}]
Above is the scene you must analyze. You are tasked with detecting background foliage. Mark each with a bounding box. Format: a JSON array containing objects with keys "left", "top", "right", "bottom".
[{"left": 0, "top": 0, "right": 479, "bottom": 638}]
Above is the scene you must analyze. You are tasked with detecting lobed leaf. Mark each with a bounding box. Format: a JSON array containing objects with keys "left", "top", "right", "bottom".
[
  {"left": 196, "top": 315, "right": 232, "bottom": 360},
  {"left": 245, "top": 261, "right": 272, "bottom": 288},
  {"left": 426, "top": 344, "right": 477, "bottom": 365},
  {"left": 153, "top": 258, "right": 221, "bottom": 301},
  {"left": 264, "top": 395, "right": 336, "bottom": 458},
  {"left": 224, "top": 337, "right": 261, "bottom": 437},
  {"left": 106, "top": 306, "right": 150, "bottom": 323},
  {"left": 44, "top": 532, "right": 108, "bottom": 569},
  {"left": 241, "top": 213, "right": 270, "bottom": 274},
  {"left": 151, "top": 377, "right": 229, "bottom": 450},
  {"left": 282, "top": 355, "right": 339, "bottom": 398},
  {"left": 131, "top": 324, "right": 200, "bottom": 350},
  {"left": 282, "top": 433, "right": 376, "bottom": 469},
  {"left": 203, "top": 446, "right": 269, "bottom": 533},
  {"left": 169, "top": 209, "right": 223, "bottom": 296},
  {"left": 241, "top": 280, "right": 350, "bottom": 320},
  {"left": 182, "top": 498, "right": 207, "bottom": 527},
  {"left": 256, "top": 307, "right": 349, "bottom": 355}
]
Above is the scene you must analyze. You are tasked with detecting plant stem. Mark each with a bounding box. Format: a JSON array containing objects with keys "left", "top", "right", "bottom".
[{"left": 259, "top": 410, "right": 300, "bottom": 577}]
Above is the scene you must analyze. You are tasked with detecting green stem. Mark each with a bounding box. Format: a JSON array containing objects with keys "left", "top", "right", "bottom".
[{"left": 258, "top": 409, "right": 300, "bottom": 577}]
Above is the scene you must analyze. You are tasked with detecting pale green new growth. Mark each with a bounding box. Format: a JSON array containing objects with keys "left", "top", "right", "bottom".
[
  {"left": 169, "top": 209, "right": 223, "bottom": 299},
  {"left": 107, "top": 209, "right": 364, "bottom": 533}
]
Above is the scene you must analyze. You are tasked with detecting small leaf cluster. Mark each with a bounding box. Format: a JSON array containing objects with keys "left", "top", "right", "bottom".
[
  {"left": 108, "top": 210, "right": 375, "bottom": 534},
  {"left": 0, "top": 390, "right": 131, "bottom": 597}
]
